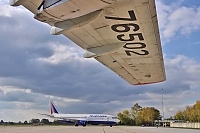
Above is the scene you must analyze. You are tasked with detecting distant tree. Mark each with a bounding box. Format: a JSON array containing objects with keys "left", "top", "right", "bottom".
[
  {"left": 24, "top": 121, "right": 28, "bottom": 124},
  {"left": 8, "top": 122, "right": 14, "bottom": 125},
  {"left": 174, "top": 111, "right": 185, "bottom": 120},
  {"left": 138, "top": 107, "right": 161, "bottom": 126},
  {"left": 130, "top": 103, "right": 142, "bottom": 125},
  {"left": 174, "top": 100, "right": 200, "bottom": 122},
  {"left": 0, "top": 120, "right": 4, "bottom": 123},
  {"left": 117, "top": 110, "right": 133, "bottom": 125},
  {"left": 123, "top": 110, "right": 134, "bottom": 125},
  {"left": 30, "top": 119, "right": 40, "bottom": 124},
  {"left": 117, "top": 103, "right": 161, "bottom": 126},
  {"left": 41, "top": 119, "right": 50, "bottom": 124},
  {"left": 192, "top": 100, "right": 200, "bottom": 122},
  {"left": 117, "top": 112, "right": 125, "bottom": 124}
]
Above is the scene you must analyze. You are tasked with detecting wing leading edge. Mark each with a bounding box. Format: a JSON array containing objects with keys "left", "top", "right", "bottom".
[{"left": 10, "top": 0, "right": 166, "bottom": 85}]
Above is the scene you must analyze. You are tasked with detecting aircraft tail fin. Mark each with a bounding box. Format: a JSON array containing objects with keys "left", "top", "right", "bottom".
[{"left": 50, "top": 100, "right": 59, "bottom": 114}]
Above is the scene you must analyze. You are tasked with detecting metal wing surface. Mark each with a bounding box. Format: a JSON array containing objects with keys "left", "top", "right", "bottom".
[{"left": 10, "top": 0, "right": 166, "bottom": 85}]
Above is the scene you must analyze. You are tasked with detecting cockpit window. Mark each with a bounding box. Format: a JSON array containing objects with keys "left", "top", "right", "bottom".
[{"left": 112, "top": 117, "right": 118, "bottom": 119}]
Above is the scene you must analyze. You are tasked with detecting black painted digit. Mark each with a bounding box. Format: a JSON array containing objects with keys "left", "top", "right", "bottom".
[
  {"left": 117, "top": 34, "right": 134, "bottom": 41},
  {"left": 125, "top": 50, "right": 149, "bottom": 56},
  {"left": 105, "top": 10, "right": 137, "bottom": 21},
  {"left": 111, "top": 23, "right": 139, "bottom": 32},
  {"left": 131, "top": 33, "right": 144, "bottom": 40},
  {"left": 123, "top": 42, "right": 146, "bottom": 49},
  {"left": 105, "top": 10, "right": 149, "bottom": 56},
  {"left": 117, "top": 33, "right": 144, "bottom": 41}
]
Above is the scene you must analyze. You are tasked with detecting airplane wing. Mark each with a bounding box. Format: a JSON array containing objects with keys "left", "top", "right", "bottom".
[{"left": 10, "top": 0, "right": 166, "bottom": 85}]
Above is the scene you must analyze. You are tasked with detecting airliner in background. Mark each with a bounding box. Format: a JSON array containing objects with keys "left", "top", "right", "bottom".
[{"left": 40, "top": 100, "right": 120, "bottom": 127}]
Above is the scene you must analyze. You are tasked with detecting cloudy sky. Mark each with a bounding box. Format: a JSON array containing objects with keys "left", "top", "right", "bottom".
[{"left": 0, "top": 0, "right": 200, "bottom": 122}]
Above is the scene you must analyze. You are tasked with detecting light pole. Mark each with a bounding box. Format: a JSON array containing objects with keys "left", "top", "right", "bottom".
[{"left": 162, "top": 89, "right": 164, "bottom": 121}]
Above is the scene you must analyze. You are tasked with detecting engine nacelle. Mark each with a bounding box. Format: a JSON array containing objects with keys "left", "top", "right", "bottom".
[{"left": 78, "top": 120, "right": 86, "bottom": 126}]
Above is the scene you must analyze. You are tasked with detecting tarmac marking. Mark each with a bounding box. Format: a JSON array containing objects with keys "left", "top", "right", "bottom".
[{"left": 102, "top": 127, "right": 105, "bottom": 133}]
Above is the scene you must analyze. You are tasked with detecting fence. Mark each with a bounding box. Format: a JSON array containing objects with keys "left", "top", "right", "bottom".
[{"left": 170, "top": 122, "right": 200, "bottom": 128}]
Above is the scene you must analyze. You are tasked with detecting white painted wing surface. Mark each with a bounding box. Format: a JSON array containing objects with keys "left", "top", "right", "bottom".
[
  {"left": 10, "top": 0, "right": 166, "bottom": 85},
  {"left": 61, "top": 0, "right": 166, "bottom": 85}
]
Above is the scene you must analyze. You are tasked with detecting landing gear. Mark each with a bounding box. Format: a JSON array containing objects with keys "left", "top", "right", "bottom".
[
  {"left": 82, "top": 122, "right": 87, "bottom": 127},
  {"left": 83, "top": 124, "right": 86, "bottom": 127},
  {"left": 110, "top": 125, "right": 112, "bottom": 127},
  {"left": 75, "top": 123, "right": 86, "bottom": 127}
]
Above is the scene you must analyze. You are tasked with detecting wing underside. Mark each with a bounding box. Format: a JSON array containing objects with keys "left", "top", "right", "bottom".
[{"left": 11, "top": 0, "right": 166, "bottom": 85}]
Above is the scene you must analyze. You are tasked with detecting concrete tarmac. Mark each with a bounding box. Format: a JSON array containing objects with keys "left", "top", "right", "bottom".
[{"left": 0, "top": 126, "right": 200, "bottom": 133}]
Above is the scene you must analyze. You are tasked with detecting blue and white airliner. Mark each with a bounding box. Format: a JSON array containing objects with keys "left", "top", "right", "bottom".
[{"left": 41, "top": 100, "right": 120, "bottom": 127}]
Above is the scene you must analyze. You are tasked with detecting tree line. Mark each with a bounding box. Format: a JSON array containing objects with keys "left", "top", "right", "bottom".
[
  {"left": 0, "top": 119, "right": 68, "bottom": 126},
  {"left": 117, "top": 103, "right": 161, "bottom": 126},
  {"left": 174, "top": 100, "right": 200, "bottom": 122}
]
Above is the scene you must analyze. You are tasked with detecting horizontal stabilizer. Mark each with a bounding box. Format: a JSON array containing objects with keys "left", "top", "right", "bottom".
[{"left": 38, "top": 113, "right": 52, "bottom": 117}]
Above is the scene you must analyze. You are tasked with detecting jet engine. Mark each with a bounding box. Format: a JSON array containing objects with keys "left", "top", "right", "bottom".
[{"left": 77, "top": 120, "right": 87, "bottom": 127}]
